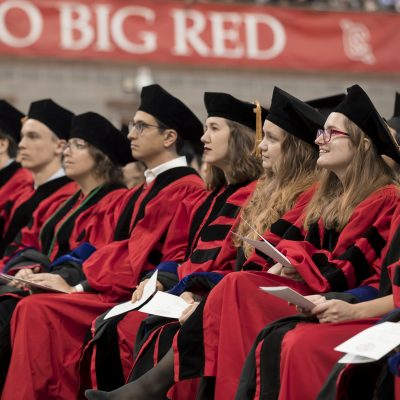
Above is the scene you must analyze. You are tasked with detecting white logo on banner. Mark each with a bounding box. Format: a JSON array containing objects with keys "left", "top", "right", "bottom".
[{"left": 340, "top": 19, "right": 376, "bottom": 65}]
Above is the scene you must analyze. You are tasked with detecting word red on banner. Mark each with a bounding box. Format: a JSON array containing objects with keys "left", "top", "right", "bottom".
[{"left": 0, "top": 0, "right": 399, "bottom": 73}]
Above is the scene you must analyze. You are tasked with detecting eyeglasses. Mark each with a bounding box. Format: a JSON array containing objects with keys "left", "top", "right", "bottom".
[
  {"left": 316, "top": 128, "right": 350, "bottom": 143},
  {"left": 128, "top": 121, "right": 161, "bottom": 135},
  {"left": 64, "top": 141, "right": 88, "bottom": 151}
]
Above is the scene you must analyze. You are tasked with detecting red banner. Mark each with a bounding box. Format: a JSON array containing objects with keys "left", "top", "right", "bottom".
[{"left": 0, "top": 0, "right": 399, "bottom": 73}]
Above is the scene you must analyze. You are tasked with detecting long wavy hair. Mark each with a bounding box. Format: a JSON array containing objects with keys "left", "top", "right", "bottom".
[
  {"left": 204, "top": 120, "right": 263, "bottom": 190},
  {"left": 236, "top": 130, "right": 319, "bottom": 257},
  {"left": 304, "top": 118, "right": 399, "bottom": 231}
]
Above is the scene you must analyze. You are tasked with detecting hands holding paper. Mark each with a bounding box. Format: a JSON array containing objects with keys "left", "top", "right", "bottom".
[
  {"left": 280, "top": 264, "right": 304, "bottom": 281},
  {"left": 297, "top": 295, "right": 359, "bottom": 323},
  {"left": 269, "top": 262, "right": 304, "bottom": 282},
  {"left": 132, "top": 278, "right": 164, "bottom": 302}
]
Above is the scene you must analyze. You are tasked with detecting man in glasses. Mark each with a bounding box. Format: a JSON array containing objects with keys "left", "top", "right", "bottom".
[
  {"left": 0, "top": 99, "right": 77, "bottom": 258},
  {"left": 1, "top": 85, "right": 206, "bottom": 400}
]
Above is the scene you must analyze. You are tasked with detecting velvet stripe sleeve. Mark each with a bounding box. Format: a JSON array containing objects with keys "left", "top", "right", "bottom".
[
  {"left": 241, "top": 186, "right": 315, "bottom": 271},
  {"left": 177, "top": 181, "right": 257, "bottom": 280},
  {"left": 277, "top": 185, "right": 399, "bottom": 293}
]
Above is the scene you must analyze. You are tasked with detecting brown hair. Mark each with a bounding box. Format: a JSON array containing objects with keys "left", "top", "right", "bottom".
[
  {"left": 204, "top": 120, "right": 263, "bottom": 190},
  {"left": 87, "top": 144, "right": 125, "bottom": 186},
  {"left": 236, "top": 131, "right": 319, "bottom": 257},
  {"left": 304, "top": 118, "right": 399, "bottom": 231}
]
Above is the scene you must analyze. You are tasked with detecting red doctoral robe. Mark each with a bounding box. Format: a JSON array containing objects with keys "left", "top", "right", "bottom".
[
  {"left": 173, "top": 185, "right": 399, "bottom": 400},
  {"left": 234, "top": 187, "right": 400, "bottom": 400}
]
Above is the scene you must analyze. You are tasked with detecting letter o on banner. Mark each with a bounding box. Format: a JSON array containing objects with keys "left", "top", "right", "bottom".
[{"left": 0, "top": 0, "right": 43, "bottom": 48}]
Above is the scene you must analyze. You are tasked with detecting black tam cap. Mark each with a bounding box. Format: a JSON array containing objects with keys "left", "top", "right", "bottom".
[
  {"left": 204, "top": 92, "right": 268, "bottom": 131},
  {"left": 387, "top": 92, "right": 400, "bottom": 134},
  {"left": 137, "top": 84, "right": 203, "bottom": 141},
  {"left": 70, "top": 112, "right": 133, "bottom": 166},
  {"left": 306, "top": 94, "right": 346, "bottom": 117},
  {"left": 0, "top": 100, "right": 24, "bottom": 143},
  {"left": 267, "top": 87, "right": 325, "bottom": 146},
  {"left": 334, "top": 85, "right": 400, "bottom": 164},
  {"left": 27, "top": 99, "right": 74, "bottom": 140}
]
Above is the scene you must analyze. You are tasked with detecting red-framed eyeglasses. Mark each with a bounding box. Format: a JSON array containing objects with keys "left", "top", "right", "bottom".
[{"left": 316, "top": 128, "right": 350, "bottom": 143}]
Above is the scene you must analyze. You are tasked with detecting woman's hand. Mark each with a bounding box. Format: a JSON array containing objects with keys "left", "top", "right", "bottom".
[
  {"left": 178, "top": 292, "right": 202, "bottom": 325},
  {"left": 311, "top": 299, "right": 358, "bottom": 323},
  {"left": 296, "top": 294, "right": 326, "bottom": 314},
  {"left": 280, "top": 265, "right": 303, "bottom": 282},
  {"left": 131, "top": 279, "right": 164, "bottom": 303},
  {"left": 28, "top": 273, "right": 74, "bottom": 293}
]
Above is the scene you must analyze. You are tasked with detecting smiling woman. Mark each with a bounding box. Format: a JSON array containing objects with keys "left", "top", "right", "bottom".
[{"left": 315, "top": 113, "right": 355, "bottom": 182}]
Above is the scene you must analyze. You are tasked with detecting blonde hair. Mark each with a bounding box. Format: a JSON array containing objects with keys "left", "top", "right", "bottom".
[
  {"left": 304, "top": 118, "right": 399, "bottom": 231},
  {"left": 236, "top": 132, "right": 319, "bottom": 257},
  {"left": 205, "top": 120, "right": 263, "bottom": 190}
]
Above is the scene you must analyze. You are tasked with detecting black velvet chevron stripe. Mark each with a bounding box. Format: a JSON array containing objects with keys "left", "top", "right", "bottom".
[
  {"left": 337, "top": 245, "right": 372, "bottom": 284},
  {"left": 190, "top": 247, "right": 221, "bottom": 264},
  {"left": 218, "top": 202, "right": 241, "bottom": 219},
  {"left": 311, "top": 253, "right": 348, "bottom": 291},
  {"left": 305, "top": 223, "right": 322, "bottom": 249},
  {"left": 364, "top": 226, "right": 386, "bottom": 255},
  {"left": 200, "top": 224, "right": 232, "bottom": 242},
  {"left": 269, "top": 219, "right": 303, "bottom": 241},
  {"left": 186, "top": 180, "right": 250, "bottom": 260},
  {"left": 322, "top": 228, "right": 340, "bottom": 252}
]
